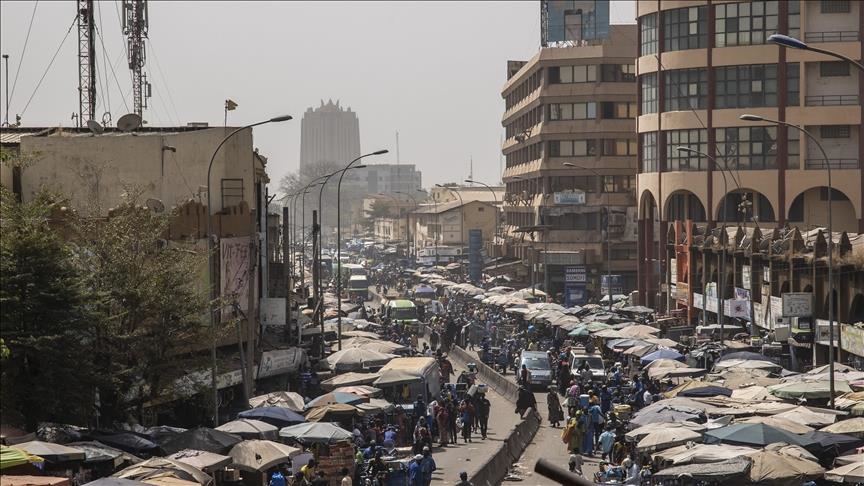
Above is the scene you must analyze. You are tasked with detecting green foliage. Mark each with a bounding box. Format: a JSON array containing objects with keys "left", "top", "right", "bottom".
[
  {"left": 71, "top": 194, "right": 209, "bottom": 424},
  {"left": 0, "top": 186, "right": 99, "bottom": 428}
]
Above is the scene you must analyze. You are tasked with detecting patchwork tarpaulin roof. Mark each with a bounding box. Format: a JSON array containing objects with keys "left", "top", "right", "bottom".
[
  {"left": 0, "top": 445, "right": 44, "bottom": 470},
  {"left": 653, "top": 456, "right": 751, "bottom": 481}
]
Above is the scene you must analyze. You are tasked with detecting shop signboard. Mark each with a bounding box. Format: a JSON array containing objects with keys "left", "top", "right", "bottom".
[
  {"left": 553, "top": 190, "right": 586, "bottom": 205},
  {"left": 841, "top": 324, "right": 864, "bottom": 358},
  {"left": 782, "top": 292, "right": 813, "bottom": 318},
  {"left": 564, "top": 266, "right": 587, "bottom": 307}
]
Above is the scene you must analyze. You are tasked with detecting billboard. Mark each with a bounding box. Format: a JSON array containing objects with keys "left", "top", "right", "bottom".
[
  {"left": 564, "top": 265, "right": 587, "bottom": 307},
  {"left": 600, "top": 274, "right": 624, "bottom": 296},
  {"left": 221, "top": 236, "right": 254, "bottom": 318},
  {"left": 544, "top": 0, "right": 610, "bottom": 45}
]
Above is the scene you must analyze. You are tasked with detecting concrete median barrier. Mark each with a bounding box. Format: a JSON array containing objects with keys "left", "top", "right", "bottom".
[
  {"left": 449, "top": 345, "right": 519, "bottom": 401},
  {"left": 468, "top": 407, "right": 541, "bottom": 486}
]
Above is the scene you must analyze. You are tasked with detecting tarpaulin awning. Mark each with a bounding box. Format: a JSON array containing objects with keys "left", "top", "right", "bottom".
[
  {"left": 278, "top": 423, "right": 352, "bottom": 444},
  {"left": 704, "top": 423, "right": 817, "bottom": 448},
  {"left": 0, "top": 446, "right": 44, "bottom": 470},
  {"left": 248, "top": 392, "right": 305, "bottom": 412},
  {"left": 165, "top": 450, "right": 231, "bottom": 473},
  {"left": 237, "top": 407, "right": 306, "bottom": 427},
  {"left": 113, "top": 458, "right": 212, "bottom": 486},
  {"left": 745, "top": 450, "right": 824, "bottom": 485},
  {"left": 13, "top": 441, "right": 85, "bottom": 463},
  {"left": 228, "top": 440, "right": 300, "bottom": 472},
  {"left": 653, "top": 456, "right": 751, "bottom": 481},
  {"left": 215, "top": 420, "right": 278, "bottom": 441},
  {"left": 0, "top": 476, "right": 70, "bottom": 486},
  {"left": 160, "top": 428, "right": 242, "bottom": 456}
]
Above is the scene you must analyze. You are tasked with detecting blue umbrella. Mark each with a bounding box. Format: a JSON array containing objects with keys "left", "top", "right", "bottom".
[
  {"left": 640, "top": 349, "right": 685, "bottom": 366},
  {"left": 238, "top": 407, "right": 306, "bottom": 427}
]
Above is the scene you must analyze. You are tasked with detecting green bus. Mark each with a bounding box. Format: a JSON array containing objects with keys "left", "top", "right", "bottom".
[{"left": 383, "top": 299, "right": 421, "bottom": 331}]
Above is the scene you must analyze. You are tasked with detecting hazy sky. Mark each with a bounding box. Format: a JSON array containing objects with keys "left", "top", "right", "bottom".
[{"left": 0, "top": 1, "right": 635, "bottom": 193}]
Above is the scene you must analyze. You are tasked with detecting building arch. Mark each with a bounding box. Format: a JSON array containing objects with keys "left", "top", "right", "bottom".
[
  {"left": 639, "top": 189, "right": 659, "bottom": 220},
  {"left": 664, "top": 190, "right": 706, "bottom": 222},
  {"left": 716, "top": 189, "right": 776, "bottom": 224},
  {"left": 786, "top": 186, "right": 858, "bottom": 233}
]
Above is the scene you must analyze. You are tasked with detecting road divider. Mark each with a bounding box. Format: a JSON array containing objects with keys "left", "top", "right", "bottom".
[{"left": 449, "top": 345, "right": 519, "bottom": 401}]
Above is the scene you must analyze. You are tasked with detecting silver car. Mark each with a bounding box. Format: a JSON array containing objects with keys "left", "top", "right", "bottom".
[{"left": 520, "top": 351, "right": 553, "bottom": 389}]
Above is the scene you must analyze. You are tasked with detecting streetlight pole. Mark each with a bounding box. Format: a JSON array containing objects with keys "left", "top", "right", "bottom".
[
  {"left": 336, "top": 150, "right": 388, "bottom": 350},
  {"left": 769, "top": 34, "right": 864, "bottom": 72},
  {"left": 395, "top": 190, "right": 421, "bottom": 259},
  {"left": 676, "top": 147, "right": 741, "bottom": 339},
  {"left": 740, "top": 113, "right": 837, "bottom": 407},
  {"left": 465, "top": 179, "right": 499, "bottom": 240},
  {"left": 377, "top": 192, "right": 400, "bottom": 243},
  {"left": 562, "top": 163, "right": 613, "bottom": 312},
  {"left": 205, "top": 114, "right": 292, "bottom": 426},
  {"left": 436, "top": 185, "right": 465, "bottom": 255}
]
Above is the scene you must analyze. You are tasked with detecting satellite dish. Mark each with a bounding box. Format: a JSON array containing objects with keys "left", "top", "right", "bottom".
[
  {"left": 145, "top": 198, "right": 165, "bottom": 213},
  {"left": 86, "top": 120, "right": 104, "bottom": 135},
  {"left": 117, "top": 113, "right": 142, "bottom": 133}
]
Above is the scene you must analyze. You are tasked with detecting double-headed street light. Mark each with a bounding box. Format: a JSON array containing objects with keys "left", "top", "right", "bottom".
[
  {"left": 769, "top": 34, "right": 864, "bottom": 72},
  {"left": 205, "top": 114, "right": 292, "bottom": 426},
  {"left": 739, "top": 113, "right": 838, "bottom": 407},
  {"left": 336, "top": 150, "right": 388, "bottom": 350}
]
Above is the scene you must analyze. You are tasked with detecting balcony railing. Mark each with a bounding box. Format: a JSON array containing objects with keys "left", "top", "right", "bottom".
[
  {"left": 805, "top": 158, "right": 859, "bottom": 170},
  {"left": 805, "top": 31, "right": 859, "bottom": 43},
  {"left": 805, "top": 95, "right": 859, "bottom": 106}
]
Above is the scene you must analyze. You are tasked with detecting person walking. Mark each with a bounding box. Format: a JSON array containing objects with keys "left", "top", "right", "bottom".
[
  {"left": 459, "top": 399, "right": 475, "bottom": 443},
  {"left": 598, "top": 427, "right": 616, "bottom": 461},
  {"left": 420, "top": 448, "right": 436, "bottom": 486},
  {"left": 475, "top": 393, "right": 491, "bottom": 440},
  {"left": 455, "top": 471, "right": 473, "bottom": 486},
  {"left": 408, "top": 454, "right": 423, "bottom": 486},
  {"left": 436, "top": 402, "right": 450, "bottom": 446},
  {"left": 339, "top": 467, "right": 352, "bottom": 486},
  {"left": 547, "top": 386, "right": 564, "bottom": 427}
]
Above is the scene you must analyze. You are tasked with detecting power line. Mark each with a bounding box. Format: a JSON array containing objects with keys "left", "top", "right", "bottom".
[
  {"left": 146, "top": 39, "right": 182, "bottom": 125},
  {"left": 9, "top": 0, "right": 39, "bottom": 107},
  {"left": 20, "top": 14, "right": 76, "bottom": 118},
  {"left": 95, "top": 1, "right": 112, "bottom": 121},
  {"left": 93, "top": 15, "right": 131, "bottom": 114}
]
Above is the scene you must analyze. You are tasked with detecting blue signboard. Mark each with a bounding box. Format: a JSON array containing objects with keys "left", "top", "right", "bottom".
[
  {"left": 601, "top": 274, "right": 624, "bottom": 297},
  {"left": 468, "top": 229, "right": 483, "bottom": 282}
]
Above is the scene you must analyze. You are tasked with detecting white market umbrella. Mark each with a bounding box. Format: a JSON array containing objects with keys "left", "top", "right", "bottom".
[
  {"left": 215, "top": 419, "right": 278, "bottom": 441},
  {"left": 228, "top": 440, "right": 300, "bottom": 472}
]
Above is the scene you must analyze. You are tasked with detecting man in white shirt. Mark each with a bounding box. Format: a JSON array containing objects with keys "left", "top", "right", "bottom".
[{"left": 642, "top": 389, "right": 653, "bottom": 406}]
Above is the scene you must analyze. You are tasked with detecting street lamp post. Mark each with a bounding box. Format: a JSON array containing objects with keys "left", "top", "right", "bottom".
[
  {"left": 205, "top": 114, "right": 292, "bottom": 426},
  {"left": 562, "top": 163, "right": 614, "bottom": 312},
  {"left": 377, "top": 193, "right": 400, "bottom": 243},
  {"left": 395, "top": 190, "right": 422, "bottom": 259},
  {"left": 675, "top": 147, "right": 743, "bottom": 339},
  {"left": 336, "top": 150, "right": 388, "bottom": 350},
  {"left": 740, "top": 113, "right": 836, "bottom": 407},
  {"left": 464, "top": 179, "right": 499, "bottom": 240},
  {"left": 436, "top": 185, "right": 465, "bottom": 257},
  {"left": 769, "top": 34, "right": 864, "bottom": 72}
]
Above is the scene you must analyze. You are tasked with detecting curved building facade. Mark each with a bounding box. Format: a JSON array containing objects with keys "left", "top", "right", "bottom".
[{"left": 636, "top": 0, "right": 863, "bottom": 309}]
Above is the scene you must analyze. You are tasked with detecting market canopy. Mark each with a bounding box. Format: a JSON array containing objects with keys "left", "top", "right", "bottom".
[
  {"left": 160, "top": 428, "right": 242, "bottom": 456},
  {"left": 772, "top": 406, "right": 839, "bottom": 427},
  {"left": 825, "top": 460, "right": 864, "bottom": 484},
  {"left": 332, "top": 385, "right": 381, "bottom": 397},
  {"left": 237, "top": 407, "right": 306, "bottom": 427},
  {"left": 215, "top": 420, "right": 278, "bottom": 441},
  {"left": 636, "top": 427, "right": 702, "bottom": 452},
  {"left": 228, "top": 440, "right": 300, "bottom": 472},
  {"left": 704, "top": 423, "right": 817, "bottom": 448},
  {"left": 0, "top": 445, "right": 44, "bottom": 470},
  {"left": 625, "top": 422, "right": 706, "bottom": 443},
  {"left": 821, "top": 417, "right": 864, "bottom": 438},
  {"left": 373, "top": 369, "right": 423, "bottom": 387},
  {"left": 745, "top": 450, "right": 824, "bottom": 485},
  {"left": 66, "top": 441, "right": 142, "bottom": 467},
  {"left": 1, "top": 476, "right": 70, "bottom": 486},
  {"left": 653, "top": 456, "right": 751, "bottom": 481},
  {"left": 278, "top": 423, "right": 352, "bottom": 444},
  {"left": 86, "top": 433, "right": 161, "bottom": 457},
  {"left": 305, "top": 392, "right": 368, "bottom": 410},
  {"left": 640, "top": 349, "right": 684, "bottom": 366},
  {"left": 768, "top": 380, "right": 853, "bottom": 400},
  {"left": 165, "top": 450, "right": 231, "bottom": 473},
  {"left": 13, "top": 441, "right": 85, "bottom": 463},
  {"left": 320, "top": 372, "right": 381, "bottom": 390},
  {"left": 734, "top": 416, "right": 814, "bottom": 435},
  {"left": 713, "top": 359, "right": 782, "bottom": 372},
  {"left": 113, "top": 458, "right": 212, "bottom": 486},
  {"left": 248, "top": 392, "right": 305, "bottom": 412},
  {"left": 304, "top": 404, "right": 361, "bottom": 423},
  {"left": 325, "top": 348, "right": 395, "bottom": 372},
  {"left": 83, "top": 479, "right": 149, "bottom": 486},
  {"left": 652, "top": 443, "right": 756, "bottom": 465}
]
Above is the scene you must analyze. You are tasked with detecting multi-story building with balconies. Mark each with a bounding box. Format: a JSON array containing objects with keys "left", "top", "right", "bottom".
[
  {"left": 635, "top": 0, "right": 863, "bottom": 314},
  {"left": 501, "top": 3, "right": 638, "bottom": 304}
]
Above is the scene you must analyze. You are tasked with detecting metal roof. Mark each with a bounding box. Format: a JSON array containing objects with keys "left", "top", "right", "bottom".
[{"left": 0, "top": 131, "right": 41, "bottom": 144}]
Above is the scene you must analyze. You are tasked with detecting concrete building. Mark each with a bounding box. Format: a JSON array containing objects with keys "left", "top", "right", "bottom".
[
  {"left": 363, "top": 163, "right": 422, "bottom": 194},
  {"left": 299, "top": 99, "right": 361, "bottom": 170},
  {"left": 635, "top": 1, "right": 864, "bottom": 316},
  {"left": 501, "top": 11, "right": 639, "bottom": 304},
  {"left": 413, "top": 199, "right": 498, "bottom": 252}
]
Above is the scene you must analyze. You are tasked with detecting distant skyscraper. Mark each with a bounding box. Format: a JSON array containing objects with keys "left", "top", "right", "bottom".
[{"left": 300, "top": 99, "right": 361, "bottom": 170}]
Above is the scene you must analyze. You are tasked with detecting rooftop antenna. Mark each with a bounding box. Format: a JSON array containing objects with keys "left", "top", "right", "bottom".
[
  {"left": 469, "top": 156, "right": 473, "bottom": 183},
  {"left": 77, "top": 0, "right": 97, "bottom": 128},
  {"left": 395, "top": 130, "right": 400, "bottom": 165},
  {"left": 122, "top": 0, "right": 150, "bottom": 118}
]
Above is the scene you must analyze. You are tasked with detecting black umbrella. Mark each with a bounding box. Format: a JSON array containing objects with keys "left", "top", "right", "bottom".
[
  {"left": 87, "top": 432, "right": 162, "bottom": 457},
  {"left": 139, "top": 426, "right": 186, "bottom": 447},
  {"left": 677, "top": 386, "right": 733, "bottom": 398},
  {"left": 803, "top": 431, "right": 864, "bottom": 457},
  {"left": 160, "top": 427, "right": 242, "bottom": 455}
]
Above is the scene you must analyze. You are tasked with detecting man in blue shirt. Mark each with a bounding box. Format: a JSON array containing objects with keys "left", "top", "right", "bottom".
[
  {"left": 419, "top": 448, "right": 436, "bottom": 486},
  {"left": 598, "top": 427, "right": 616, "bottom": 461},
  {"left": 408, "top": 454, "right": 423, "bottom": 486}
]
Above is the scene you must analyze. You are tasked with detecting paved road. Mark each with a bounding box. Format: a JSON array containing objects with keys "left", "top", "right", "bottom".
[
  {"left": 462, "top": 349, "right": 602, "bottom": 484},
  {"left": 364, "top": 289, "right": 523, "bottom": 484}
]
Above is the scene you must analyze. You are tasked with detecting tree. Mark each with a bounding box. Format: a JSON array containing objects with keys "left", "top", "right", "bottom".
[
  {"left": 72, "top": 192, "right": 210, "bottom": 424},
  {"left": 0, "top": 185, "right": 100, "bottom": 428},
  {"left": 361, "top": 199, "right": 393, "bottom": 233}
]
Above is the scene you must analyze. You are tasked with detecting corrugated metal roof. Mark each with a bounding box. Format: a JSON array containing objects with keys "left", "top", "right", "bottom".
[{"left": 0, "top": 132, "right": 39, "bottom": 144}]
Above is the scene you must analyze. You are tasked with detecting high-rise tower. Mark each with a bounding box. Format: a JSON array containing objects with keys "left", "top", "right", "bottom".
[{"left": 299, "top": 100, "right": 361, "bottom": 170}]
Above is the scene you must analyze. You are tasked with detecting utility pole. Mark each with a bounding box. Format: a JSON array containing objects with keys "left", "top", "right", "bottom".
[
  {"left": 282, "top": 207, "right": 292, "bottom": 344},
  {"left": 77, "top": 0, "right": 96, "bottom": 126},
  {"left": 122, "top": 0, "right": 150, "bottom": 117},
  {"left": 311, "top": 210, "right": 323, "bottom": 357}
]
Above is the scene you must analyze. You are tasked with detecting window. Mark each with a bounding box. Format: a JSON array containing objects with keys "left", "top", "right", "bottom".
[
  {"left": 821, "top": 125, "right": 851, "bottom": 138},
  {"left": 640, "top": 13, "right": 658, "bottom": 55},
  {"left": 504, "top": 70, "right": 542, "bottom": 110},
  {"left": 641, "top": 73, "right": 658, "bottom": 114},
  {"left": 664, "top": 68, "right": 708, "bottom": 111},
  {"left": 550, "top": 175, "right": 596, "bottom": 193},
  {"left": 601, "top": 64, "right": 636, "bottom": 82},
  {"left": 666, "top": 129, "right": 709, "bottom": 171},
  {"left": 788, "top": 129, "right": 800, "bottom": 170},
  {"left": 611, "top": 249, "right": 638, "bottom": 260},
  {"left": 715, "top": 1, "right": 779, "bottom": 47},
  {"left": 714, "top": 64, "right": 778, "bottom": 109},
  {"left": 788, "top": 62, "right": 800, "bottom": 106},
  {"left": 641, "top": 132, "right": 658, "bottom": 172},
  {"left": 602, "top": 139, "right": 638, "bottom": 156},
  {"left": 716, "top": 126, "right": 778, "bottom": 170},
  {"left": 549, "top": 140, "right": 597, "bottom": 157},
  {"left": 603, "top": 175, "right": 636, "bottom": 192},
  {"left": 221, "top": 178, "right": 244, "bottom": 208},
  {"left": 548, "top": 102, "right": 597, "bottom": 121},
  {"left": 505, "top": 105, "right": 543, "bottom": 140},
  {"left": 505, "top": 142, "right": 543, "bottom": 167},
  {"left": 600, "top": 101, "right": 637, "bottom": 119},
  {"left": 821, "top": 0, "right": 851, "bottom": 13},
  {"left": 549, "top": 64, "right": 597, "bottom": 84},
  {"left": 788, "top": 1, "right": 800, "bottom": 39},
  {"left": 820, "top": 61, "right": 850, "bottom": 77},
  {"left": 546, "top": 212, "right": 598, "bottom": 230},
  {"left": 663, "top": 6, "right": 708, "bottom": 52}
]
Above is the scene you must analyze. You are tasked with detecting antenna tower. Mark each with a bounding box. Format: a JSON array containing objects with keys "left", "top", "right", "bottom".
[
  {"left": 123, "top": 0, "right": 150, "bottom": 118},
  {"left": 77, "top": 0, "right": 96, "bottom": 127}
]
